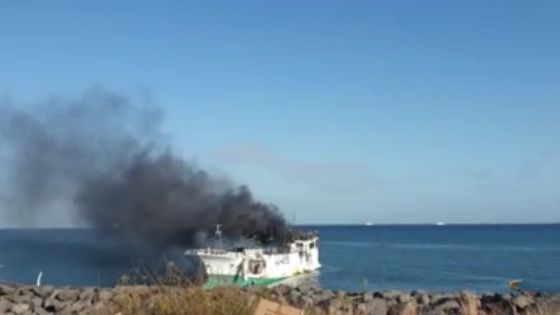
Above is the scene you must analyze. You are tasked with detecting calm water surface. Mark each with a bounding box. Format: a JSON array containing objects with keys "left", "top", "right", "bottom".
[{"left": 1, "top": 225, "right": 559, "bottom": 292}]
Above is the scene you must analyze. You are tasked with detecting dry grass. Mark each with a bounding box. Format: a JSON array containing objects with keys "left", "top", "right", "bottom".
[
  {"left": 86, "top": 266, "right": 560, "bottom": 315},
  {"left": 88, "top": 285, "right": 261, "bottom": 315},
  {"left": 89, "top": 265, "right": 264, "bottom": 315},
  {"left": 120, "top": 286, "right": 255, "bottom": 315},
  {"left": 458, "top": 291, "right": 480, "bottom": 315}
]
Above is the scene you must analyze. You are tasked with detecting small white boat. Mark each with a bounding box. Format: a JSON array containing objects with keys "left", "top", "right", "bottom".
[
  {"left": 185, "top": 226, "right": 321, "bottom": 288},
  {"left": 436, "top": 222, "right": 446, "bottom": 226}
]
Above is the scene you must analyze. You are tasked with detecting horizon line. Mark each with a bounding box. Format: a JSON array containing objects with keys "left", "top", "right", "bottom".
[{"left": 1, "top": 222, "right": 560, "bottom": 230}]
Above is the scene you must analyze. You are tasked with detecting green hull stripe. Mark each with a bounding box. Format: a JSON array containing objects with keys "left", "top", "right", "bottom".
[{"left": 203, "top": 275, "right": 285, "bottom": 289}]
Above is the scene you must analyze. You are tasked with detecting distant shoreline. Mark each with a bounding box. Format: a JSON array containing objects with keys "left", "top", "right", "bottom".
[
  {"left": 1, "top": 223, "right": 560, "bottom": 230},
  {"left": 296, "top": 223, "right": 560, "bottom": 228}
]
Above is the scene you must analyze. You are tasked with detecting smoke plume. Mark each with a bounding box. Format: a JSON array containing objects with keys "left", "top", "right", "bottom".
[{"left": 0, "top": 89, "right": 289, "bottom": 247}]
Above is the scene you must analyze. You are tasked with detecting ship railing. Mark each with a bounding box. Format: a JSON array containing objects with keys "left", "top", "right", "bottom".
[{"left": 185, "top": 248, "right": 234, "bottom": 255}]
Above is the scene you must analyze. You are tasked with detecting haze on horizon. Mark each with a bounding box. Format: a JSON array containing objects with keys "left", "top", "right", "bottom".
[{"left": 0, "top": 1, "right": 559, "bottom": 226}]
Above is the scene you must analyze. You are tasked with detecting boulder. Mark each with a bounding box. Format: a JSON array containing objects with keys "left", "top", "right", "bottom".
[
  {"left": 290, "top": 288, "right": 302, "bottom": 299},
  {"left": 397, "top": 294, "right": 412, "bottom": 303},
  {"left": 481, "top": 293, "right": 506, "bottom": 304},
  {"left": 31, "top": 286, "right": 54, "bottom": 298},
  {"left": 371, "top": 298, "right": 388, "bottom": 315},
  {"left": 355, "top": 303, "right": 369, "bottom": 314},
  {"left": 410, "top": 290, "right": 427, "bottom": 297},
  {"left": 415, "top": 293, "right": 430, "bottom": 306},
  {"left": 459, "top": 291, "right": 479, "bottom": 315},
  {"left": 98, "top": 289, "right": 114, "bottom": 302},
  {"left": 79, "top": 287, "right": 97, "bottom": 301},
  {"left": 272, "top": 285, "right": 292, "bottom": 296},
  {"left": 0, "top": 284, "right": 16, "bottom": 296},
  {"left": 481, "top": 293, "right": 517, "bottom": 315},
  {"left": 31, "top": 296, "right": 43, "bottom": 309},
  {"left": 328, "top": 297, "right": 353, "bottom": 315},
  {"left": 11, "top": 303, "right": 29, "bottom": 314},
  {"left": 388, "top": 301, "right": 417, "bottom": 315},
  {"left": 482, "top": 301, "right": 516, "bottom": 315},
  {"left": 300, "top": 295, "right": 315, "bottom": 309},
  {"left": 34, "top": 308, "right": 52, "bottom": 315},
  {"left": 513, "top": 294, "right": 533, "bottom": 309},
  {"left": 431, "top": 296, "right": 456, "bottom": 306},
  {"left": 43, "top": 298, "right": 62, "bottom": 313},
  {"left": 12, "top": 294, "right": 31, "bottom": 304},
  {"left": 0, "top": 299, "right": 12, "bottom": 312},
  {"left": 69, "top": 299, "right": 91, "bottom": 313},
  {"left": 383, "top": 291, "right": 402, "bottom": 300},
  {"left": 428, "top": 298, "right": 461, "bottom": 315},
  {"left": 55, "top": 288, "right": 80, "bottom": 302},
  {"left": 363, "top": 292, "right": 374, "bottom": 303},
  {"left": 57, "top": 300, "right": 79, "bottom": 315}
]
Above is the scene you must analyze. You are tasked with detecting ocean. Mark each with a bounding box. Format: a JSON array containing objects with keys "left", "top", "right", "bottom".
[{"left": 1, "top": 225, "right": 559, "bottom": 293}]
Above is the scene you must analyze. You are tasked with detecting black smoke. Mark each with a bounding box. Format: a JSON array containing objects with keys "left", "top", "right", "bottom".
[{"left": 0, "top": 89, "right": 289, "bottom": 247}]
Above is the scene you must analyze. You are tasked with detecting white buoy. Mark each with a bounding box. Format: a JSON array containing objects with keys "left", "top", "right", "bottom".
[{"left": 36, "top": 271, "right": 43, "bottom": 286}]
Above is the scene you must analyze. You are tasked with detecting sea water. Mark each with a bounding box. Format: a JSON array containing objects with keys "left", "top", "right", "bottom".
[{"left": 1, "top": 225, "right": 559, "bottom": 292}]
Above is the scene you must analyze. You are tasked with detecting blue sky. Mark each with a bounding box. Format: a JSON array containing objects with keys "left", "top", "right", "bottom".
[{"left": 1, "top": 1, "right": 559, "bottom": 224}]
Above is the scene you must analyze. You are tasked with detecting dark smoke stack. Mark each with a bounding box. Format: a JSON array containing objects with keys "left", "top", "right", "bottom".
[{"left": 0, "top": 89, "right": 289, "bottom": 246}]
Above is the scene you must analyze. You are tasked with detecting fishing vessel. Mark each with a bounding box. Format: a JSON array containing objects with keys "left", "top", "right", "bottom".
[{"left": 185, "top": 226, "right": 320, "bottom": 288}]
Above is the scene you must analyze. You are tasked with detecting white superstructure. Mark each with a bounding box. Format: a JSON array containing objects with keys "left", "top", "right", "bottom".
[{"left": 185, "top": 228, "right": 320, "bottom": 286}]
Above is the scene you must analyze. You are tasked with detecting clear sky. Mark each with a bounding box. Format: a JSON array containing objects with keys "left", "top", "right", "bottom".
[{"left": 1, "top": 1, "right": 559, "bottom": 224}]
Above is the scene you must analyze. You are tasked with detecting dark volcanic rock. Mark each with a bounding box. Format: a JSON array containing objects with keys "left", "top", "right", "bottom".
[{"left": 0, "top": 283, "right": 558, "bottom": 315}]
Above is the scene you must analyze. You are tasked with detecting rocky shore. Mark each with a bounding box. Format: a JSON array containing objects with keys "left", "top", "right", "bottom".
[{"left": 0, "top": 283, "right": 559, "bottom": 315}]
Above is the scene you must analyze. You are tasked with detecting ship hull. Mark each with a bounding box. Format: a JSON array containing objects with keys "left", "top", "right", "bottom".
[
  {"left": 203, "top": 275, "right": 286, "bottom": 289},
  {"left": 186, "top": 236, "right": 320, "bottom": 288}
]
